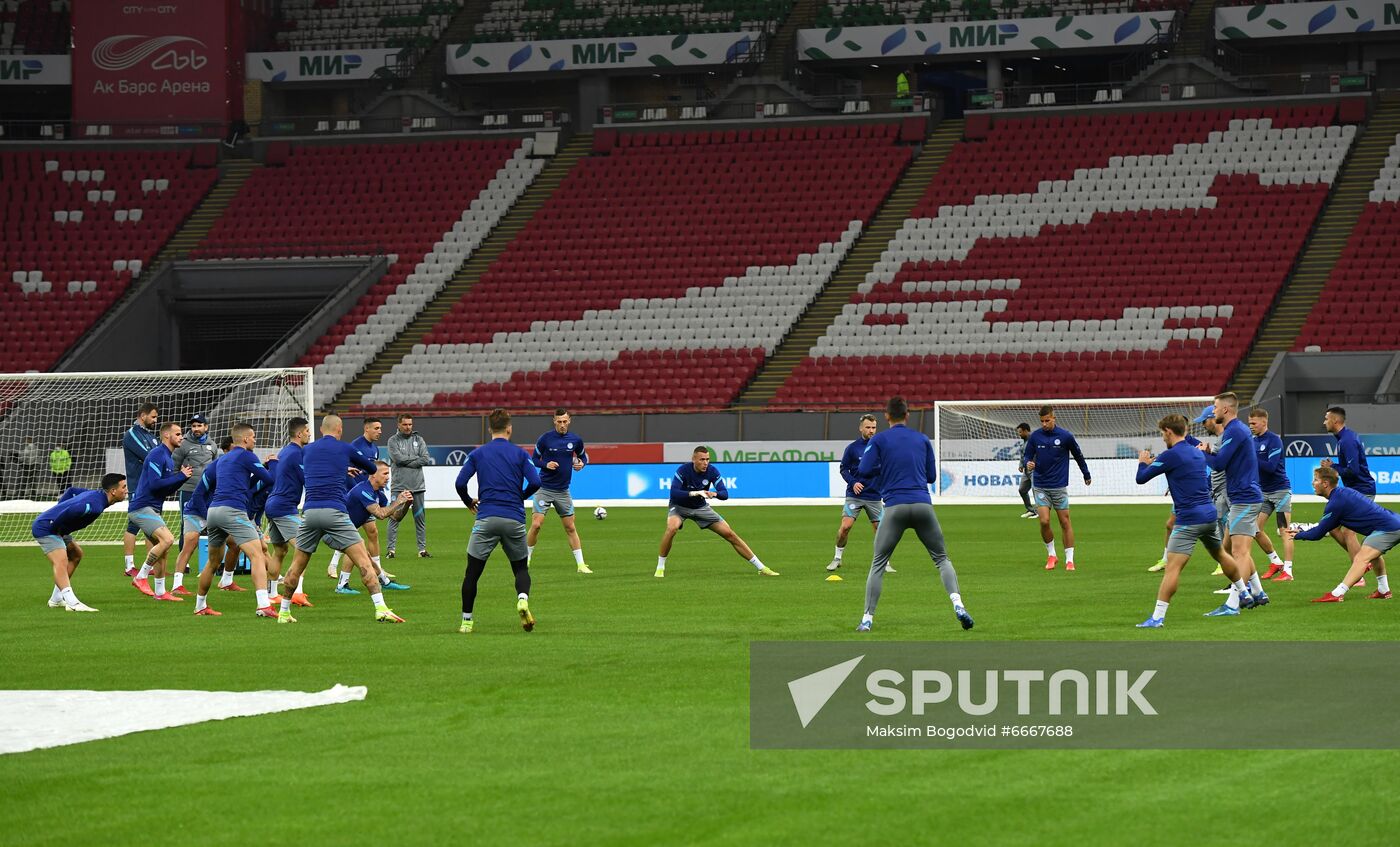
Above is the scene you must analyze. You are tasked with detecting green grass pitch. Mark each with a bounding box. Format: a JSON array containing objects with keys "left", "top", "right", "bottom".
[{"left": 4, "top": 502, "right": 1399, "bottom": 846}]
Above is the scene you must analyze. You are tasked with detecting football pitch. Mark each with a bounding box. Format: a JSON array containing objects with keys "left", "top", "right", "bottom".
[{"left": 4, "top": 503, "right": 1399, "bottom": 846}]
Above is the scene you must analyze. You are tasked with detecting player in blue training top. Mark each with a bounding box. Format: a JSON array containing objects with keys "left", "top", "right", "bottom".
[
  {"left": 120, "top": 401, "right": 158, "bottom": 577},
  {"left": 263, "top": 417, "right": 312, "bottom": 608},
  {"left": 275, "top": 414, "right": 403, "bottom": 624},
  {"left": 128, "top": 421, "right": 194, "bottom": 601},
  {"left": 826, "top": 414, "right": 887, "bottom": 573},
  {"left": 1318, "top": 406, "right": 1387, "bottom": 580},
  {"left": 1248, "top": 408, "right": 1293, "bottom": 582},
  {"left": 1133, "top": 414, "right": 1246, "bottom": 627},
  {"left": 32, "top": 473, "right": 128, "bottom": 612},
  {"left": 526, "top": 408, "right": 592, "bottom": 574},
  {"left": 654, "top": 447, "right": 777, "bottom": 579},
  {"left": 1148, "top": 409, "right": 1216, "bottom": 573},
  {"left": 1022, "top": 405, "right": 1091, "bottom": 571},
  {"left": 454, "top": 408, "right": 542, "bottom": 633},
  {"left": 334, "top": 461, "right": 413, "bottom": 595},
  {"left": 855, "top": 396, "right": 972, "bottom": 631},
  {"left": 329, "top": 418, "right": 387, "bottom": 579},
  {"left": 1287, "top": 465, "right": 1400, "bottom": 603},
  {"left": 1197, "top": 392, "right": 1269, "bottom": 615},
  {"left": 203, "top": 422, "right": 277, "bottom": 617}
]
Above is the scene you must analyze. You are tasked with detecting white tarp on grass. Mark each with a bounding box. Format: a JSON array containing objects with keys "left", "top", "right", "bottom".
[{"left": 0, "top": 684, "right": 366, "bottom": 755}]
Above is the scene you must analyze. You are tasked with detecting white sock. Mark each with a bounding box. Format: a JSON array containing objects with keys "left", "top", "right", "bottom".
[
  {"left": 1153, "top": 600, "right": 1169, "bottom": 621},
  {"left": 194, "top": 594, "right": 207, "bottom": 612},
  {"left": 572, "top": 548, "right": 585, "bottom": 566},
  {"left": 218, "top": 570, "right": 233, "bottom": 588},
  {"left": 136, "top": 563, "right": 153, "bottom": 580},
  {"left": 518, "top": 592, "right": 528, "bottom": 601},
  {"left": 527, "top": 545, "right": 535, "bottom": 564},
  {"left": 337, "top": 572, "right": 351, "bottom": 589},
  {"left": 268, "top": 578, "right": 280, "bottom": 598},
  {"left": 656, "top": 556, "right": 666, "bottom": 570},
  {"left": 1248, "top": 574, "right": 1263, "bottom": 595},
  {"left": 1333, "top": 582, "right": 1349, "bottom": 598},
  {"left": 378, "top": 571, "right": 390, "bottom": 586},
  {"left": 834, "top": 546, "right": 845, "bottom": 561},
  {"left": 330, "top": 550, "right": 342, "bottom": 568},
  {"left": 1161, "top": 546, "right": 1169, "bottom": 561},
  {"left": 255, "top": 589, "right": 269, "bottom": 608},
  {"left": 1045, "top": 540, "right": 1055, "bottom": 557},
  {"left": 462, "top": 612, "right": 472, "bottom": 621},
  {"left": 370, "top": 592, "right": 387, "bottom": 610},
  {"left": 1378, "top": 575, "right": 1391, "bottom": 594},
  {"left": 949, "top": 592, "right": 963, "bottom": 609},
  {"left": 1066, "top": 546, "right": 1076, "bottom": 563},
  {"left": 1232, "top": 579, "right": 1248, "bottom": 593},
  {"left": 172, "top": 572, "right": 184, "bottom": 590},
  {"left": 49, "top": 585, "right": 62, "bottom": 603},
  {"left": 153, "top": 577, "right": 166, "bottom": 596},
  {"left": 1267, "top": 550, "right": 1283, "bottom": 565},
  {"left": 281, "top": 594, "right": 292, "bottom": 612},
  {"left": 1226, "top": 586, "right": 1241, "bottom": 610},
  {"left": 861, "top": 613, "right": 873, "bottom": 624},
  {"left": 749, "top": 555, "right": 764, "bottom": 570},
  {"left": 124, "top": 554, "right": 134, "bottom": 571},
  {"left": 296, "top": 576, "right": 305, "bottom": 594},
  {"left": 62, "top": 586, "right": 79, "bottom": 606},
  {"left": 371, "top": 555, "right": 381, "bottom": 570},
  {"left": 1284, "top": 560, "right": 1293, "bottom": 575}
]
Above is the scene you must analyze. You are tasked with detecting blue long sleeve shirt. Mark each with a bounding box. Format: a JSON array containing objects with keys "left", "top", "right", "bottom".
[
  {"left": 670, "top": 462, "right": 728, "bottom": 508},
  {"left": 1202, "top": 418, "right": 1263, "bottom": 505},
  {"left": 1296, "top": 487, "right": 1400, "bottom": 541},
  {"left": 304, "top": 435, "right": 380, "bottom": 512},
  {"left": 1333, "top": 427, "right": 1376, "bottom": 496},
  {"left": 182, "top": 463, "right": 216, "bottom": 520},
  {"left": 1022, "top": 426, "right": 1091, "bottom": 489},
  {"left": 32, "top": 488, "right": 113, "bottom": 538},
  {"left": 533, "top": 430, "right": 588, "bottom": 490},
  {"left": 345, "top": 435, "right": 379, "bottom": 490},
  {"left": 1136, "top": 440, "right": 1217, "bottom": 525},
  {"left": 264, "top": 443, "right": 306, "bottom": 518},
  {"left": 249, "top": 460, "right": 274, "bottom": 521},
  {"left": 1253, "top": 431, "right": 1288, "bottom": 494},
  {"left": 841, "top": 437, "right": 880, "bottom": 501},
  {"left": 347, "top": 480, "right": 388, "bottom": 528},
  {"left": 208, "top": 447, "right": 275, "bottom": 513},
  {"left": 455, "top": 437, "right": 541, "bottom": 522},
  {"left": 122, "top": 421, "right": 157, "bottom": 486},
  {"left": 130, "top": 443, "right": 188, "bottom": 512},
  {"left": 857, "top": 423, "right": 936, "bottom": 506}
]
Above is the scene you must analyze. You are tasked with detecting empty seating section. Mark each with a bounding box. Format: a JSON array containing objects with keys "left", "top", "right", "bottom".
[
  {"left": 361, "top": 124, "right": 912, "bottom": 411},
  {"left": 473, "top": 0, "right": 790, "bottom": 42},
  {"left": 275, "top": 0, "right": 462, "bottom": 51},
  {"left": 815, "top": 0, "right": 1184, "bottom": 27},
  {"left": 2, "top": 149, "right": 214, "bottom": 371},
  {"left": 1294, "top": 131, "right": 1400, "bottom": 352},
  {"left": 0, "top": 0, "right": 69, "bottom": 53},
  {"left": 193, "top": 140, "right": 535, "bottom": 408},
  {"left": 774, "top": 106, "right": 1350, "bottom": 407}
]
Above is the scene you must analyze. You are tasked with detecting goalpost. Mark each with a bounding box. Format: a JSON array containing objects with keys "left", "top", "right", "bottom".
[
  {"left": 933, "top": 397, "right": 1216, "bottom": 504},
  {"left": 0, "top": 368, "right": 313, "bottom": 545}
]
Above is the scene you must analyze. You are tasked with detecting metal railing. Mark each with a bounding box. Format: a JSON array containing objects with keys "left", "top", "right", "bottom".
[
  {"left": 966, "top": 72, "right": 1372, "bottom": 110},
  {"left": 597, "top": 91, "right": 933, "bottom": 124},
  {"left": 256, "top": 107, "right": 569, "bottom": 137},
  {"left": 185, "top": 241, "right": 396, "bottom": 262},
  {"left": 0, "top": 120, "right": 226, "bottom": 141}
]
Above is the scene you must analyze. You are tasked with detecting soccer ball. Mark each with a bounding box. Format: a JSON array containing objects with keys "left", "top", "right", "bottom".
[{"left": 593, "top": 506, "right": 608, "bottom": 520}]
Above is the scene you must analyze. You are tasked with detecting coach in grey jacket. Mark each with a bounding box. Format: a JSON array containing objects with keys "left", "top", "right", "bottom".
[
  {"left": 386, "top": 413, "right": 431, "bottom": 558},
  {"left": 171, "top": 412, "right": 218, "bottom": 553}
]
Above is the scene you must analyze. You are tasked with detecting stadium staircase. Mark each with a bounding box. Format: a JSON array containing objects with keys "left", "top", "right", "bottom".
[
  {"left": 731, "top": 119, "right": 962, "bottom": 407},
  {"left": 760, "top": 0, "right": 818, "bottom": 77},
  {"left": 405, "top": 0, "right": 493, "bottom": 90},
  {"left": 1174, "top": 0, "right": 1216, "bottom": 58},
  {"left": 148, "top": 160, "right": 260, "bottom": 267},
  {"left": 1230, "top": 92, "right": 1400, "bottom": 400},
  {"left": 330, "top": 133, "right": 593, "bottom": 412}
]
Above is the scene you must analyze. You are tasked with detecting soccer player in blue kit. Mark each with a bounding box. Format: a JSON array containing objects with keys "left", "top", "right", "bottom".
[
  {"left": 1288, "top": 465, "right": 1400, "bottom": 603},
  {"left": 1023, "top": 406, "right": 1091, "bottom": 571},
  {"left": 33, "top": 474, "right": 128, "bottom": 612},
  {"left": 826, "top": 414, "right": 889, "bottom": 574},
  {"left": 655, "top": 447, "right": 777, "bottom": 578},
  {"left": 527, "top": 408, "right": 592, "bottom": 573},
  {"left": 1197, "top": 392, "right": 1269, "bottom": 614}
]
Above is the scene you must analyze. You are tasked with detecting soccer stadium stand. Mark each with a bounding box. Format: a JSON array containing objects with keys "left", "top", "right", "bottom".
[
  {"left": 1293, "top": 129, "right": 1400, "bottom": 353},
  {"left": 814, "top": 0, "right": 1186, "bottom": 27},
  {"left": 192, "top": 140, "right": 542, "bottom": 409},
  {"left": 472, "top": 0, "right": 791, "bottom": 42},
  {"left": 771, "top": 107, "right": 1353, "bottom": 406},
  {"left": 359, "top": 124, "right": 913, "bottom": 411},
  {"left": 0, "top": 0, "right": 70, "bottom": 54},
  {"left": 274, "top": 0, "right": 462, "bottom": 51},
  {"left": 1, "top": 149, "right": 215, "bottom": 371}
]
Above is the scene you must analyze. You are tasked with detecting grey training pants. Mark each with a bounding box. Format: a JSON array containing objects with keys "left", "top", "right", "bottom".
[
  {"left": 387, "top": 489, "right": 427, "bottom": 553},
  {"left": 865, "top": 502, "right": 962, "bottom": 616}
]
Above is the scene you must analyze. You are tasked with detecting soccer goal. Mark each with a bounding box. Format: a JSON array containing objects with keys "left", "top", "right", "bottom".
[
  {"left": 933, "top": 397, "right": 1216, "bottom": 503},
  {"left": 0, "top": 368, "right": 312, "bottom": 544}
]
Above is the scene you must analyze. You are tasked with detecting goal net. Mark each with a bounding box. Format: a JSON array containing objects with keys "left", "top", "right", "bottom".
[
  {"left": 0, "top": 369, "right": 312, "bottom": 544},
  {"left": 934, "top": 397, "right": 1215, "bottom": 502}
]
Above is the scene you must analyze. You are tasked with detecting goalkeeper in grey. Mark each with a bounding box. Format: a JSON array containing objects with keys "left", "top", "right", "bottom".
[{"left": 856, "top": 396, "right": 973, "bottom": 632}]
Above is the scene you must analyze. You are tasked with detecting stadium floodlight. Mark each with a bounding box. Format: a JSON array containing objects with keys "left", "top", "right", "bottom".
[{"left": 0, "top": 368, "right": 312, "bottom": 544}]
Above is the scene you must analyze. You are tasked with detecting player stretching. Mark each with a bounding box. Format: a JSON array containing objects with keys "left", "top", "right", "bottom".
[
  {"left": 1023, "top": 406, "right": 1091, "bottom": 570},
  {"left": 334, "top": 461, "right": 413, "bottom": 594},
  {"left": 1148, "top": 409, "right": 1218, "bottom": 573},
  {"left": 1134, "top": 415, "right": 1246, "bottom": 626},
  {"left": 827, "top": 414, "right": 887, "bottom": 573},
  {"left": 275, "top": 415, "right": 402, "bottom": 623},
  {"left": 1320, "top": 406, "right": 1385, "bottom": 580},
  {"left": 1249, "top": 408, "right": 1293, "bottom": 581},
  {"left": 527, "top": 408, "right": 592, "bottom": 573},
  {"left": 1288, "top": 465, "right": 1400, "bottom": 603},
  {"left": 1198, "top": 393, "right": 1269, "bottom": 614},
  {"left": 203, "top": 423, "right": 278, "bottom": 617},
  {"left": 34, "top": 474, "right": 128, "bottom": 612},
  {"left": 120, "top": 402, "right": 158, "bottom": 576},
  {"left": 655, "top": 447, "right": 777, "bottom": 578},
  {"left": 455, "top": 408, "right": 542, "bottom": 633},
  {"left": 857, "top": 396, "right": 971, "bottom": 632},
  {"left": 129, "top": 421, "right": 194, "bottom": 601},
  {"left": 328, "top": 418, "right": 385, "bottom": 578},
  {"left": 264, "top": 418, "right": 313, "bottom": 607}
]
